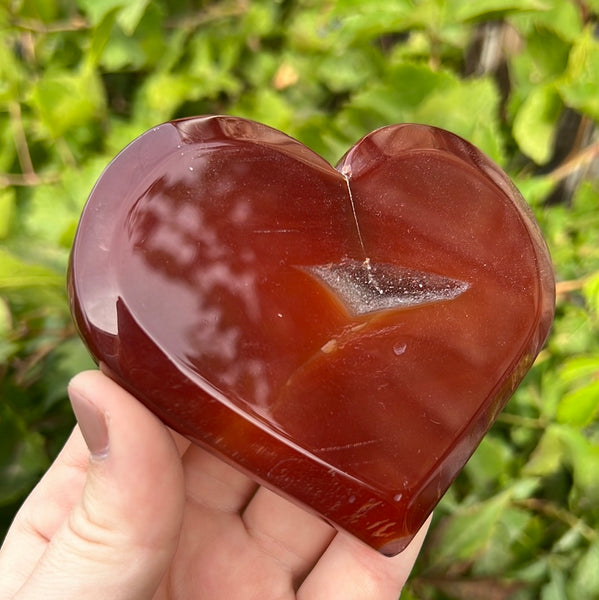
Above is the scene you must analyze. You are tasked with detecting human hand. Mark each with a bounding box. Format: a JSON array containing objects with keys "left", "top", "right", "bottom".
[{"left": 0, "top": 370, "right": 430, "bottom": 600}]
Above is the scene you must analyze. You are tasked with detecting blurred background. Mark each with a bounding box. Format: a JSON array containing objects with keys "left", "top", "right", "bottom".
[{"left": 1, "top": 1, "right": 599, "bottom": 598}]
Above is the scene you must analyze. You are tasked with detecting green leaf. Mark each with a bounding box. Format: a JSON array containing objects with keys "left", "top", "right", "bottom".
[
  {"left": 428, "top": 491, "right": 512, "bottom": 564},
  {"left": 542, "top": 566, "right": 568, "bottom": 600},
  {"left": 0, "top": 404, "right": 49, "bottom": 505},
  {"left": 116, "top": 0, "right": 151, "bottom": 35},
  {"left": 568, "top": 541, "right": 599, "bottom": 600},
  {"left": 0, "top": 32, "right": 26, "bottom": 106},
  {"left": 559, "top": 355, "right": 599, "bottom": 385},
  {"left": 556, "top": 381, "right": 599, "bottom": 427},
  {"left": 557, "top": 27, "right": 599, "bottom": 120},
  {"left": 329, "top": 0, "right": 414, "bottom": 42},
  {"left": 411, "top": 76, "right": 505, "bottom": 163},
  {"left": 23, "top": 183, "right": 80, "bottom": 247},
  {"left": 583, "top": 272, "right": 599, "bottom": 316},
  {"left": 513, "top": 83, "right": 562, "bottom": 164},
  {"left": 524, "top": 425, "right": 565, "bottom": 477},
  {"left": 30, "top": 67, "right": 106, "bottom": 138},
  {"left": 315, "top": 47, "right": 380, "bottom": 92},
  {"left": 340, "top": 62, "right": 456, "bottom": 137},
  {"left": 134, "top": 71, "right": 200, "bottom": 123},
  {"left": 231, "top": 88, "right": 294, "bottom": 133},
  {"left": 77, "top": 0, "right": 123, "bottom": 26},
  {"left": 524, "top": 27, "right": 573, "bottom": 77},
  {"left": 474, "top": 505, "right": 537, "bottom": 574},
  {"left": 28, "top": 157, "right": 108, "bottom": 249},
  {"left": 514, "top": 175, "right": 556, "bottom": 207},
  {"left": 450, "top": 0, "right": 549, "bottom": 23},
  {"left": 99, "top": 3, "right": 167, "bottom": 71},
  {"left": 568, "top": 444, "right": 599, "bottom": 509},
  {"left": 510, "top": 0, "right": 583, "bottom": 41},
  {"left": 0, "top": 188, "right": 16, "bottom": 240},
  {"left": 78, "top": 0, "right": 150, "bottom": 33},
  {"left": 529, "top": 425, "right": 599, "bottom": 509},
  {"left": 342, "top": 68, "right": 504, "bottom": 159},
  {"left": 0, "top": 297, "right": 16, "bottom": 363},
  {"left": 16, "top": 0, "right": 59, "bottom": 22},
  {"left": 0, "top": 248, "right": 63, "bottom": 290},
  {"left": 86, "top": 8, "right": 119, "bottom": 67},
  {"left": 463, "top": 434, "right": 514, "bottom": 490}
]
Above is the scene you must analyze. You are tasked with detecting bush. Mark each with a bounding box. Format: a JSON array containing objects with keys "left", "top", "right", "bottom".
[{"left": 2, "top": 1, "right": 599, "bottom": 598}]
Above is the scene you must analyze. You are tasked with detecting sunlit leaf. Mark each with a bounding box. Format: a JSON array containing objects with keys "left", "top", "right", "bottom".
[
  {"left": 329, "top": 0, "right": 414, "bottom": 41},
  {"left": 463, "top": 434, "right": 514, "bottom": 490},
  {"left": 559, "top": 356, "right": 599, "bottom": 385},
  {"left": 78, "top": 0, "right": 151, "bottom": 32},
  {"left": 523, "top": 425, "right": 565, "bottom": 477},
  {"left": 556, "top": 381, "right": 599, "bottom": 427},
  {"left": 513, "top": 84, "right": 562, "bottom": 164},
  {"left": 557, "top": 27, "right": 599, "bottom": 120},
  {"left": 0, "top": 32, "right": 26, "bottom": 106},
  {"left": 510, "top": 0, "right": 583, "bottom": 41},
  {"left": 568, "top": 541, "right": 599, "bottom": 600},
  {"left": 428, "top": 491, "right": 512, "bottom": 565},
  {"left": 116, "top": 0, "right": 151, "bottom": 35},
  {"left": 16, "top": 0, "right": 59, "bottom": 21},
  {"left": 30, "top": 67, "right": 106, "bottom": 138},
  {"left": 450, "top": 0, "right": 549, "bottom": 23},
  {"left": 0, "top": 188, "right": 16, "bottom": 240},
  {"left": 0, "top": 248, "right": 63, "bottom": 290},
  {"left": 582, "top": 272, "right": 599, "bottom": 317},
  {"left": 542, "top": 566, "right": 568, "bottom": 600}
]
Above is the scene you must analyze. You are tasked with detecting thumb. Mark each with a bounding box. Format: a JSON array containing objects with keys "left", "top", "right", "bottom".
[{"left": 16, "top": 371, "right": 185, "bottom": 600}]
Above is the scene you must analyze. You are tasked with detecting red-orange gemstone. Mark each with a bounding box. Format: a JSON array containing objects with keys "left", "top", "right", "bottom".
[{"left": 68, "top": 116, "right": 555, "bottom": 555}]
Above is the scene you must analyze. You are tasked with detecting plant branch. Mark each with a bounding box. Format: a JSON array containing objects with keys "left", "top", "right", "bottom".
[
  {"left": 165, "top": 0, "right": 249, "bottom": 30},
  {"left": 548, "top": 140, "right": 599, "bottom": 184},
  {"left": 13, "top": 15, "right": 89, "bottom": 33},
  {"left": 513, "top": 498, "right": 598, "bottom": 543},
  {"left": 556, "top": 276, "right": 592, "bottom": 297},
  {"left": 0, "top": 172, "right": 60, "bottom": 187},
  {"left": 9, "top": 101, "right": 35, "bottom": 176},
  {"left": 496, "top": 413, "right": 547, "bottom": 429}
]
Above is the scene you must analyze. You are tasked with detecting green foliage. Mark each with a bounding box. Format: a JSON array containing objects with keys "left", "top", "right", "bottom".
[{"left": 1, "top": 1, "right": 599, "bottom": 597}]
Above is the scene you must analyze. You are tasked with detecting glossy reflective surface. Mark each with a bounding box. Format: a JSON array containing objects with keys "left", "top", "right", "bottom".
[{"left": 68, "top": 116, "right": 555, "bottom": 555}]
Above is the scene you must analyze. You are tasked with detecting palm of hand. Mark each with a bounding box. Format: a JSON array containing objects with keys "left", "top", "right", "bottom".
[
  {"left": 0, "top": 371, "right": 428, "bottom": 600},
  {"left": 154, "top": 438, "right": 423, "bottom": 600}
]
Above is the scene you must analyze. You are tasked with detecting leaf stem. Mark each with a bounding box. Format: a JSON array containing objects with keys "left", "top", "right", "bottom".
[
  {"left": 13, "top": 16, "right": 89, "bottom": 33},
  {"left": 513, "top": 498, "right": 598, "bottom": 543},
  {"left": 0, "top": 173, "right": 60, "bottom": 187},
  {"left": 9, "top": 101, "right": 35, "bottom": 176},
  {"left": 548, "top": 140, "right": 599, "bottom": 184},
  {"left": 496, "top": 413, "right": 547, "bottom": 429}
]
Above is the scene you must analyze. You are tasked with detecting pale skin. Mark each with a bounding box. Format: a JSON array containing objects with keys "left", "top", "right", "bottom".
[{"left": 0, "top": 370, "right": 430, "bottom": 600}]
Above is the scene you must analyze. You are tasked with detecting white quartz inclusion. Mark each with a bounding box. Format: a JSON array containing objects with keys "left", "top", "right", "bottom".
[{"left": 304, "top": 259, "right": 469, "bottom": 317}]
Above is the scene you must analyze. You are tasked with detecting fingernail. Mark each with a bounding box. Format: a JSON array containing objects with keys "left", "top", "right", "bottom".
[{"left": 69, "top": 387, "right": 109, "bottom": 459}]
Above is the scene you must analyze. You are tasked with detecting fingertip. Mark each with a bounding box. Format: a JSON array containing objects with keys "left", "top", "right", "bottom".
[
  {"left": 67, "top": 368, "right": 109, "bottom": 393},
  {"left": 68, "top": 385, "right": 109, "bottom": 460}
]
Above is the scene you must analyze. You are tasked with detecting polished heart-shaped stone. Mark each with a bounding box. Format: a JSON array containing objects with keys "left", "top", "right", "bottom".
[{"left": 68, "top": 116, "right": 555, "bottom": 556}]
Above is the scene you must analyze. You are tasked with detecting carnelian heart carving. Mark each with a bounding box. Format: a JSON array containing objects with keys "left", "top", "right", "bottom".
[{"left": 68, "top": 116, "right": 555, "bottom": 555}]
